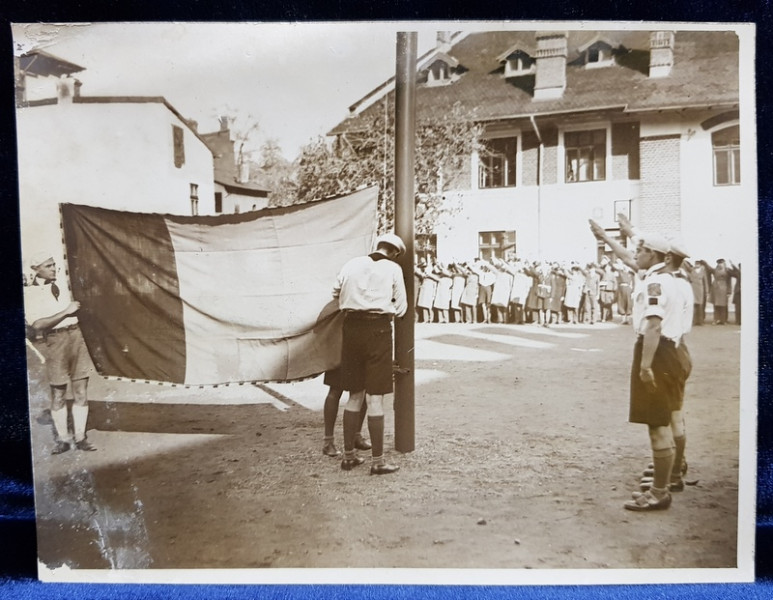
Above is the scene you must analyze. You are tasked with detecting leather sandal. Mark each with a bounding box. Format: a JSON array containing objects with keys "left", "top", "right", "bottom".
[
  {"left": 639, "top": 477, "right": 684, "bottom": 492},
  {"left": 624, "top": 489, "right": 671, "bottom": 511}
]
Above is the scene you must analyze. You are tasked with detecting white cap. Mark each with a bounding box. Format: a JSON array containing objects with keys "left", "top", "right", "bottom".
[
  {"left": 638, "top": 231, "right": 670, "bottom": 254},
  {"left": 376, "top": 233, "right": 406, "bottom": 256},
  {"left": 666, "top": 236, "right": 690, "bottom": 258},
  {"left": 29, "top": 250, "right": 54, "bottom": 269}
]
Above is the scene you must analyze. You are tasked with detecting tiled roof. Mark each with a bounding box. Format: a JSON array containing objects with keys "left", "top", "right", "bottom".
[
  {"left": 329, "top": 30, "right": 739, "bottom": 134},
  {"left": 217, "top": 179, "right": 269, "bottom": 197},
  {"left": 19, "top": 49, "right": 85, "bottom": 78}
]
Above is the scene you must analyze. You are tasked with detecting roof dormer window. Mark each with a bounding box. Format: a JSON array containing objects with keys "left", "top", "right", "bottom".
[
  {"left": 418, "top": 52, "right": 462, "bottom": 87},
  {"left": 505, "top": 52, "right": 535, "bottom": 77},
  {"left": 428, "top": 60, "right": 450, "bottom": 84},
  {"left": 582, "top": 41, "right": 615, "bottom": 69},
  {"left": 497, "top": 46, "right": 536, "bottom": 78}
]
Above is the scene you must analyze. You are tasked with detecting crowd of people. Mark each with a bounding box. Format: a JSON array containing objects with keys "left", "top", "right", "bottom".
[
  {"left": 24, "top": 218, "right": 741, "bottom": 516},
  {"left": 412, "top": 252, "right": 741, "bottom": 328}
]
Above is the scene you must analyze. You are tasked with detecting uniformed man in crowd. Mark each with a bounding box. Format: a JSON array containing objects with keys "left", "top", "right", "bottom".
[
  {"left": 638, "top": 238, "right": 694, "bottom": 495},
  {"left": 624, "top": 233, "right": 688, "bottom": 511},
  {"left": 332, "top": 233, "right": 408, "bottom": 475}
]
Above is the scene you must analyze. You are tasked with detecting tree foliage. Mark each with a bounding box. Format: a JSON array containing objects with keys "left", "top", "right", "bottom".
[
  {"left": 250, "top": 138, "right": 298, "bottom": 207},
  {"left": 296, "top": 99, "right": 482, "bottom": 234}
]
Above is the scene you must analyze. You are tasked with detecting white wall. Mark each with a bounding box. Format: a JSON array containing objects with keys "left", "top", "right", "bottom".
[
  {"left": 16, "top": 101, "right": 215, "bottom": 271},
  {"left": 436, "top": 111, "right": 749, "bottom": 266},
  {"left": 437, "top": 179, "right": 640, "bottom": 264},
  {"left": 216, "top": 184, "right": 269, "bottom": 214},
  {"left": 677, "top": 117, "right": 748, "bottom": 263}
]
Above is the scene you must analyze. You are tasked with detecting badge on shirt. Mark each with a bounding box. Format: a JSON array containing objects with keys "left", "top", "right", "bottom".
[{"left": 647, "top": 283, "right": 661, "bottom": 296}]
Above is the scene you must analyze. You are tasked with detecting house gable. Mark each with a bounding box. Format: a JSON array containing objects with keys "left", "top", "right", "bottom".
[
  {"left": 329, "top": 29, "right": 739, "bottom": 137},
  {"left": 496, "top": 44, "right": 536, "bottom": 78},
  {"left": 417, "top": 52, "right": 465, "bottom": 87}
]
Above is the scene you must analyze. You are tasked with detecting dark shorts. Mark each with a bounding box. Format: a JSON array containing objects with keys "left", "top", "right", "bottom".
[
  {"left": 323, "top": 367, "right": 342, "bottom": 389},
  {"left": 43, "top": 326, "right": 91, "bottom": 386},
  {"left": 629, "top": 336, "right": 686, "bottom": 427},
  {"left": 340, "top": 313, "right": 393, "bottom": 395},
  {"left": 675, "top": 341, "right": 692, "bottom": 401}
]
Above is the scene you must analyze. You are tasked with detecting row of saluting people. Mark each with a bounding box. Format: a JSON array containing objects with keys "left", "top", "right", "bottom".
[{"left": 413, "top": 252, "right": 741, "bottom": 327}]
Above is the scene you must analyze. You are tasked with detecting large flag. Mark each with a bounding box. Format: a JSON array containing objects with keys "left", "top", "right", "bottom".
[{"left": 61, "top": 187, "right": 379, "bottom": 385}]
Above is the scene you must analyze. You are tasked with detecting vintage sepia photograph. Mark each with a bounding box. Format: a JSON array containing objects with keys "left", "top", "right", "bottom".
[{"left": 11, "top": 21, "right": 756, "bottom": 584}]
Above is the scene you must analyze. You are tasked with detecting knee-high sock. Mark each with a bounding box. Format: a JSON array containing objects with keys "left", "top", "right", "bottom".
[
  {"left": 356, "top": 402, "right": 368, "bottom": 436},
  {"left": 72, "top": 404, "right": 89, "bottom": 442},
  {"left": 652, "top": 447, "right": 675, "bottom": 491},
  {"left": 673, "top": 435, "right": 686, "bottom": 480},
  {"left": 367, "top": 415, "right": 385, "bottom": 463},
  {"left": 343, "top": 409, "right": 359, "bottom": 454},
  {"left": 51, "top": 407, "right": 71, "bottom": 442}
]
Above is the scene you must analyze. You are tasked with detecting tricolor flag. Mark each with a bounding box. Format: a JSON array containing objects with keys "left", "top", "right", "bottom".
[{"left": 61, "top": 187, "right": 378, "bottom": 385}]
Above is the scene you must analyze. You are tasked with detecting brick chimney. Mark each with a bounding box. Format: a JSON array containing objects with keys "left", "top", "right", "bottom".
[
  {"left": 534, "top": 31, "right": 567, "bottom": 100},
  {"left": 649, "top": 31, "right": 674, "bottom": 78},
  {"left": 56, "top": 74, "right": 75, "bottom": 104},
  {"left": 436, "top": 31, "right": 453, "bottom": 53}
]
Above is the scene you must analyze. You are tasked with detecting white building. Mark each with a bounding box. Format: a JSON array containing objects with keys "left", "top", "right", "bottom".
[
  {"left": 16, "top": 50, "right": 217, "bottom": 267},
  {"left": 330, "top": 29, "right": 750, "bottom": 266}
]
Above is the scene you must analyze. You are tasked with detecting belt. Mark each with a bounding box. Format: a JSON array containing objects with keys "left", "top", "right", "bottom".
[
  {"left": 343, "top": 310, "right": 392, "bottom": 320},
  {"left": 636, "top": 334, "right": 678, "bottom": 346},
  {"left": 47, "top": 323, "right": 79, "bottom": 336}
]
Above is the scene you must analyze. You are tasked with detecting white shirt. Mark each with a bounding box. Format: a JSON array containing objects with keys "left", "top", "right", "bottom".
[
  {"left": 333, "top": 253, "right": 407, "bottom": 317},
  {"left": 674, "top": 272, "right": 695, "bottom": 336},
  {"left": 23, "top": 279, "right": 78, "bottom": 330},
  {"left": 633, "top": 263, "right": 682, "bottom": 342},
  {"left": 478, "top": 269, "right": 496, "bottom": 287}
]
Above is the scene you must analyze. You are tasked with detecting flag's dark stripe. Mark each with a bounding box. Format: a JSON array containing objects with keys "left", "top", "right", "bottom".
[{"left": 61, "top": 204, "right": 186, "bottom": 383}]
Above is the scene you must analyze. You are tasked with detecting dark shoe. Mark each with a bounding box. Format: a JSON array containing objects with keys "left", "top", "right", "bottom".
[
  {"left": 322, "top": 442, "right": 341, "bottom": 457},
  {"left": 51, "top": 441, "right": 71, "bottom": 455},
  {"left": 370, "top": 463, "right": 400, "bottom": 476},
  {"left": 624, "top": 490, "right": 671, "bottom": 511},
  {"left": 354, "top": 435, "right": 372, "bottom": 451},
  {"left": 75, "top": 439, "right": 97, "bottom": 452},
  {"left": 340, "top": 456, "right": 365, "bottom": 471}
]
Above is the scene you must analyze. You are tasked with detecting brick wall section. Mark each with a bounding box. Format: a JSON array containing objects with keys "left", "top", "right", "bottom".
[
  {"left": 638, "top": 134, "right": 681, "bottom": 235},
  {"left": 542, "top": 126, "right": 559, "bottom": 185},
  {"left": 521, "top": 131, "right": 539, "bottom": 186}
]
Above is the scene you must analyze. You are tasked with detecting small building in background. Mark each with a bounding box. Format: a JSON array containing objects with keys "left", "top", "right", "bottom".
[{"left": 200, "top": 119, "right": 270, "bottom": 214}]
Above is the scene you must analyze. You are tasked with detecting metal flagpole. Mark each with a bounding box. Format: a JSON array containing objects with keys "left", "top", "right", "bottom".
[{"left": 393, "top": 32, "right": 417, "bottom": 453}]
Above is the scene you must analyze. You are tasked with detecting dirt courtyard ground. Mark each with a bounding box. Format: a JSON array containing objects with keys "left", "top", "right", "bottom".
[{"left": 25, "top": 318, "right": 745, "bottom": 579}]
